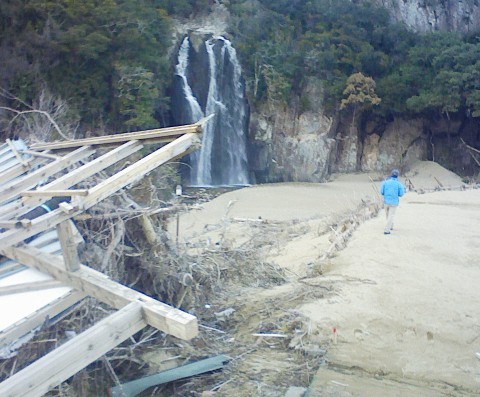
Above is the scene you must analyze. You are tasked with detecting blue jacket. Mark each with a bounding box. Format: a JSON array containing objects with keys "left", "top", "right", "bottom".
[{"left": 381, "top": 177, "right": 405, "bottom": 205}]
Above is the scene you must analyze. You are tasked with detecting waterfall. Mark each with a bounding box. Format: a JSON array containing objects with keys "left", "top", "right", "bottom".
[
  {"left": 175, "top": 38, "right": 205, "bottom": 184},
  {"left": 173, "top": 35, "right": 249, "bottom": 186}
]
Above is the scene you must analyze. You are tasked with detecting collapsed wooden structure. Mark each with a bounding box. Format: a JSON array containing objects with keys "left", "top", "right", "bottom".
[{"left": 0, "top": 119, "right": 208, "bottom": 397}]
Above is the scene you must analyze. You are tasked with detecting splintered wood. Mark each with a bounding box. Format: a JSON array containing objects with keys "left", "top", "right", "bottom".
[{"left": 0, "top": 120, "right": 209, "bottom": 397}]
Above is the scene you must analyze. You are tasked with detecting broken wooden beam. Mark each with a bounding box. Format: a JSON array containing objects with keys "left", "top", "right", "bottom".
[
  {"left": 0, "top": 221, "right": 17, "bottom": 229},
  {"left": 0, "top": 157, "right": 48, "bottom": 191},
  {"left": 0, "top": 133, "right": 200, "bottom": 250},
  {"left": 18, "top": 150, "right": 60, "bottom": 160},
  {"left": 30, "top": 124, "right": 200, "bottom": 151},
  {"left": 21, "top": 189, "right": 89, "bottom": 197},
  {"left": 5, "top": 138, "right": 29, "bottom": 166},
  {"left": 0, "top": 280, "right": 63, "bottom": 296},
  {"left": 0, "top": 146, "right": 95, "bottom": 205},
  {"left": 0, "top": 302, "right": 146, "bottom": 397},
  {"left": 1, "top": 245, "right": 198, "bottom": 340},
  {"left": 81, "top": 132, "right": 200, "bottom": 208},
  {"left": 0, "top": 140, "right": 143, "bottom": 221}
]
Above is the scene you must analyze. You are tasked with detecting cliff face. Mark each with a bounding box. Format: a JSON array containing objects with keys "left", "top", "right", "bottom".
[
  {"left": 370, "top": 0, "right": 480, "bottom": 33},
  {"left": 170, "top": 3, "right": 480, "bottom": 185},
  {"left": 249, "top": 78, "right": 336, "bottom": 183},
  {"left": 247, "top": 1, "right": 480, "bottom": 182}
]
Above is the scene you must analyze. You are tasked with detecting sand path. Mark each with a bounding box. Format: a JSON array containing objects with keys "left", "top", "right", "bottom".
[{"left": 305, "top": 189, "right": 480, "bottom": 396}]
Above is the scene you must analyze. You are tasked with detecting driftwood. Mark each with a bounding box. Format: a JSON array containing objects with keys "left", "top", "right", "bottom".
[
  {"left": 316, "top": 199, "right": 380, "bottom": 267},
  {"left": 461, "top": 138, "right": 480, "bottom": 167}
]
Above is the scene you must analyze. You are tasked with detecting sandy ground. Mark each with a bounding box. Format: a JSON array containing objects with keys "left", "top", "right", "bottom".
[
  {"left": 305, "top": 188, "right": 480, "bottom": 396},
  {"left": 173, "top": 161, "right": 480, "bottom": 396}
]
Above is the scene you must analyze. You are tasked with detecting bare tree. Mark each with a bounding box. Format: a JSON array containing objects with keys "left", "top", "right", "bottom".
[{"left": 0, "top": 88, "right": 79, "bottom": 142}]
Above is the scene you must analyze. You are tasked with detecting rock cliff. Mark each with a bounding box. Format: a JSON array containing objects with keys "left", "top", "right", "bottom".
[{"left": 370, "top": 0, "right": 480, "bottom": 33}]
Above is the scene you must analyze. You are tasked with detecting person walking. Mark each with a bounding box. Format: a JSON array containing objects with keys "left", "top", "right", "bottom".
[{"left": 380, "top": 169, "right": 405, "bottom": 234}]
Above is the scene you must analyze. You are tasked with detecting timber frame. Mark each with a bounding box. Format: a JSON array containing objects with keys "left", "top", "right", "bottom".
[{"left": 0, "top": 118, "right": 210, "bottom": 397}]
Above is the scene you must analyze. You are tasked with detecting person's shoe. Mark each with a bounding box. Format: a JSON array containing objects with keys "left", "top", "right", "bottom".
[{"left": 384, "top": 231, "right": 391, "bottom": 234}]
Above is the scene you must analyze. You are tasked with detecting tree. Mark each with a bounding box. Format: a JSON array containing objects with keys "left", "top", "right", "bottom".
[
  {"left": 0, "top": 88, "right": 78, "bottom": 141},
  {"left": 0, "top": 0, "right": 173, "bottom": 132},
  {"left": 114, "top": 64, "right": 159, "bottom": 129},
  {"left": 340, "top": 72, "right": 381, "bottom": 130}
]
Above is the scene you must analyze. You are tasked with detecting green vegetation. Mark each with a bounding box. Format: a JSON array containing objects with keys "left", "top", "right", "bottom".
[
  {"left": 341, "top": 72, "right": 381, "bottom": 130},
  {"left": 0, "top": 0, "right": 479, "bottom": 134},
  {"left": 229, "top": 0, "right": 480, "bottom": 122},
  {"left": 0, "top": 0, "right": 209, "bottom": 133}
]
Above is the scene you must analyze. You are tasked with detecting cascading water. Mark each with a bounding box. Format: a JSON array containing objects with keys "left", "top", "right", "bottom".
[{"left": 173, "top": 35, "right": 249, "bottom": 186}]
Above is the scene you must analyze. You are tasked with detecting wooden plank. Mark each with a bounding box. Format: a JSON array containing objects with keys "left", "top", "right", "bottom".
[
  {"left": 30, "top": 124, "right": 200, "bottom": 150},
  {"left": 0, "top": 146, "right": 95, "bottom": 205},
  {"left": 1, "top": 245, "right": 198, "bottom": 340},
  {"left": 0, "top": 280, "right": 63, "bottom": 296},
  {"left": 0, "top": 302, "right": 146, "bottom": 397},
  {"left": 56, "top": 221, "right": 80, "bottom": 272},
  {"left": 18, "top": 150, "right": 60, "bottom": 160},
  {"left": 0, "top": 140, "right": 143, "bottom": 221},
  {"left": 0, "top": 158, "right": 47, "bottom": 188},
  {"left": 0, "top": 143, "right": 11, "bottom": 157},
  {"left": 21, "top": 189, "right": 89, "bottom": 197},
  {"left": 82, "top": 132, "right": 200, "bottom": 208},
  {"left": 0, "top": 261, "right": 24, "bottom": 278},
  {"left": 0, "top": 133, "right": 200, "bottom": 250},
  {"left": 0, "top": 148, "right": 17, "bottom": 167},
  {"left": 0, "top": 290, "right": 85, "bottom": 347},
  {"left": 0, "top": 209, "right": 74, "bottom": 251},
  {"left": 0, "top": 221, "right": 18, "bottom": 229}
]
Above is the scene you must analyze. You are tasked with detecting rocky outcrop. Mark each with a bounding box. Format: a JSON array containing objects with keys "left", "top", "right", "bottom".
[
  {"left": 249, "top": 83, "right": 433, "bottom": 182},
  {"left": 370, "top": 0, "right": 480, "bottom": 33},
  {"left": 333, "top": 117, "right": 428, "bottom": 174},
  {"left": 376, "top": 118, "right": 427, "bottom": 171},
  {"left": 249, "top": 78, "right": 336, "bottom": 183},
  {"left": 250, "top": 110, "right": 336, "bottom": 183}
]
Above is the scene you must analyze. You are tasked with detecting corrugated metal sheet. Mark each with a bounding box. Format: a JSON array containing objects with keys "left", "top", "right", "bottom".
[{"left": 0, "top": 139, "right": 77, "bottom": 358}]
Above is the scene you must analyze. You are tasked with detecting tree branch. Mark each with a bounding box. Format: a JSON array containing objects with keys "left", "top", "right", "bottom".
[{"left": 0, "top": 106, "right": 70, "bottom": 140}]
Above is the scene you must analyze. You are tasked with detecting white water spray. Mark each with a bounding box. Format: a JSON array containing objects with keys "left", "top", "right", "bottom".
[{"left": 174, "top": 36, "right": 249, "bottom": 186}]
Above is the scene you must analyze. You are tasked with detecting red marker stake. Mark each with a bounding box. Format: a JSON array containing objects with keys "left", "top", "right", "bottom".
[{"left": 333, "top": 327, "right": 337, "bottom": 344}]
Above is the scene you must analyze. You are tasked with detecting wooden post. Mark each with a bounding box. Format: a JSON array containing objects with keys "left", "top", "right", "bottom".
[{"left": 56, "top": 221, "right": 81, "bottom": 272}]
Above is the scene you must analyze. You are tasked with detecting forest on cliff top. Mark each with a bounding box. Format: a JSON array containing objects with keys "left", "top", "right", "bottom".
[{"left": 0, "top": 0, "right": 479, "bottom": 137}]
